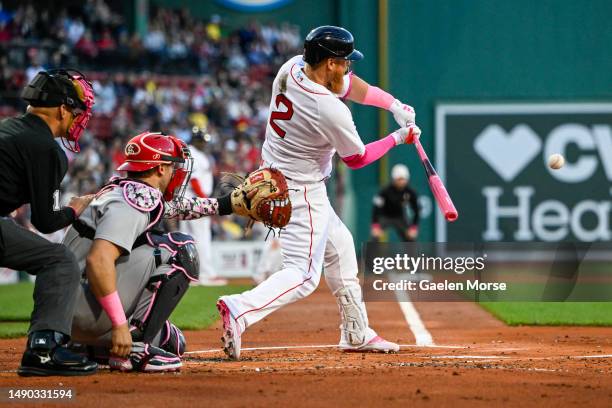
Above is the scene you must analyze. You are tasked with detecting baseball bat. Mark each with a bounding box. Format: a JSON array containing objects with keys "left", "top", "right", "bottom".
[{"left": 412, "top": 136, "right": 458, "bottom": 222}]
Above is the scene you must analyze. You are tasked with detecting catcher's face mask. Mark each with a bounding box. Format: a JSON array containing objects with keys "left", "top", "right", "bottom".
[
  {"left": 21, "top": 69, "right": 95, "bottom": 153},
  {"left": 163, "top": 138, "right": 193, "bottom": 202}
]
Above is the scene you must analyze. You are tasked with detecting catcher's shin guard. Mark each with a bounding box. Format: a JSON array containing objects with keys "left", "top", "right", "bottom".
[
  {"left": 159, "top": 321, "right": 186, "bottom": 357},
  {"left": 132, "top": 232, "right": 199, "bottom": 344},
  {"left": 335, "top": 286, "right": 369, "bottom": 346}
]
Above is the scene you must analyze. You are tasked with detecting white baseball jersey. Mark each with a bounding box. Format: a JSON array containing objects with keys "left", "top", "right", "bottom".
[
  {"left": 181, "top": 145, "right": 216, "bottom": 281},
  {"left": 261, "top": 55, "right": 366, "bottom": 183},
  {"left": 186, "top": 146, "right": 213, "bottom": 197}
]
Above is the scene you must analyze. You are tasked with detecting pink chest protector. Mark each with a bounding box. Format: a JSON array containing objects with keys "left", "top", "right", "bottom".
[
  {"left": 96, "top": 178, "right": 164, "bottom": 231},
  {"left": 122, "top": 181, "right": 162, "bottom": 212}
]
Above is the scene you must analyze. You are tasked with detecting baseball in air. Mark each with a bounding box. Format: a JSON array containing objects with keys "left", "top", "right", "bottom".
[{"left": 548, "top": 153, "right": 565, "bottom": 170}]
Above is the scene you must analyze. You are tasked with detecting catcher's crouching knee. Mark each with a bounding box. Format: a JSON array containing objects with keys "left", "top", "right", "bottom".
[
  {"left": 151, "top": 231, "right": 201, "bottom": 281},
  {"left": 172, "top": 233, "right": 200, "bottom": 281}
]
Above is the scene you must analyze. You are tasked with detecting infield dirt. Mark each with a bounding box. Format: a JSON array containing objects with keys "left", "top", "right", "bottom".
[{"left": 1, "top": 286, "right": 611, "bottom": 407}]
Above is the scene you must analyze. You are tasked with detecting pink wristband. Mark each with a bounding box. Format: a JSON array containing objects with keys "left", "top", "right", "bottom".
[
  {"left": 362, "top": 85, "right": 395, "bottom": 110},
  {"left": 98, "top": 291, "right": 127, "bottom": 327}
]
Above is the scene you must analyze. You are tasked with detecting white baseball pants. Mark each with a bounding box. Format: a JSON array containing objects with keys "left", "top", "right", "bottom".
[
  {"left": 180, "top": 217, "right": 215, "bottom": 281},
  {"left": 222, "top": 180, "right": 376, "bottom": 346}
]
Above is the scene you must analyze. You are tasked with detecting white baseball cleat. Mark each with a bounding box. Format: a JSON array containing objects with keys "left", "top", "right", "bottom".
[
  {"left": 217, "top": 299, "right": 242, "bottom": 360},
  {"left": 341, "top": 336, "right": 400, "bottom": 353}
]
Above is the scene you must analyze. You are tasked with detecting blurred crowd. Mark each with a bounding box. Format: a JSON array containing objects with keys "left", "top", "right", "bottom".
[
  {"left": 0, "top": 1, "right": 301, "bottom": 74},
  {"left": 0, "top": 0, "right": 304, "bottom": 240}
]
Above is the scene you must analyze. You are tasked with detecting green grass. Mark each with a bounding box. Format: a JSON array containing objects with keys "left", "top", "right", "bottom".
[
  {"left": 0, "top": 322, "right": 31, "bottom": 339},
  {"left": 480, "top": 302, "right": 612, "bottom": 326},
  {"left": 0, "top": 282, "right": 35, "bottom": 321},
  {"left": 5, "top": 281, "right": 610, "bottom": 335},
  {"left": 458, "top": 263, "right": 612, "bottom": 326},
  {"left": 0, "top": 283, "right": 251, "bottom": 338},
  {"left": 170, "top": 284, "right": 251, "bottom": 330}
]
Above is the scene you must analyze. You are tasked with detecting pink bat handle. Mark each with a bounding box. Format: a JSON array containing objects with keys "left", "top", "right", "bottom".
[
  {"left": 413, "top": 137, "right": 458, "bottom": 222},
  {"left": 413, "top": 137, "right": 428, "bottom": 162}
]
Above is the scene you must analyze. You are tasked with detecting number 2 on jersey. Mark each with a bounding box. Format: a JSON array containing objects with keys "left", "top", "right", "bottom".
[{"left": 269, "top": 94, "right": 294, "bottom": 138}]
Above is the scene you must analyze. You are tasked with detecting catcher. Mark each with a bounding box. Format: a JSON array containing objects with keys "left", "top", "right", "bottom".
[{"left": 63, "top": 131, "right": 290, "bottom": 373}]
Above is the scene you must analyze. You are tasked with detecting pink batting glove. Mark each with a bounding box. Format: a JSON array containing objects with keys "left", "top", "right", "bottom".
[
  {"left": 391, "top": 124, "right": 421, "bottom": 145},
  {"left": 389, "top": 100, "right": 416, "bottom": 127}
]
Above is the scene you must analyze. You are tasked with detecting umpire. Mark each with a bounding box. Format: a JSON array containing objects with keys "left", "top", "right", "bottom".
[
  {"left": 0, "top": 69, "right": 98, "bottom": 376},
  {"left": 371, "top": 164, "right": 421, "bottom": 242}
]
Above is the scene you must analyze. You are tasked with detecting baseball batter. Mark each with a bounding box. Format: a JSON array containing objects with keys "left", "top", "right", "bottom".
[{"left": 218, "top": 25, "right": 421, "bottom": 359}]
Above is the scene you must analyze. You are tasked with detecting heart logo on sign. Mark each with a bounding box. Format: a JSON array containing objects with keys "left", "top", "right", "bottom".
[{"left": 474, "top": 124, "right": 542, "bottom": 182}]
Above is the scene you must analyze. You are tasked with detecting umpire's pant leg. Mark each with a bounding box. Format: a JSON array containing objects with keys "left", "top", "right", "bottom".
[
  {"left": 0, "top": 218, "right": 80, "bottom": 336},
  {"left": 390, "top": 217, "right": 411, "bottom": 242}
]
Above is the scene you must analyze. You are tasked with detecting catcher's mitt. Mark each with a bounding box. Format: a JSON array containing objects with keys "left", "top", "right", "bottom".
[{"left": 230, "top": 168, "right": 292, "bottom": 228}]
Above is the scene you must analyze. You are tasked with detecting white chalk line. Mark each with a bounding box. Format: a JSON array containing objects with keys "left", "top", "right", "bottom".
[
  {"left": 426, "top": 354, "right": 612, "bottom": 361},
  {"left": 390, "top": 273, "right": 435, "bottom": 346},
  {"left": 184, "top": 348, "right": 612, "bottom": 362},
  {"left": 397, "top": 301, "right": 435, "bottom": 346},
  {"left": 572, "top": 354, "right": 612, "bottom": 359},
  {"left": 184, "top": 343, "right": 465, "bottom": 355}
]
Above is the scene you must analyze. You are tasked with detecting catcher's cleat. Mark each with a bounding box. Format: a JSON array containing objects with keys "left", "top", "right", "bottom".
[
  {"left": 18, "top": 331, "right": 98, "bottom": 377},
  {"left": 217, "top": 299, "right": 241, "bottom": 360},
  {"left": 109, "top": 343, "right": 182, "bottom": 373},
  {"left": 341, "top": 336, "right": 400, "bottom": 354}
]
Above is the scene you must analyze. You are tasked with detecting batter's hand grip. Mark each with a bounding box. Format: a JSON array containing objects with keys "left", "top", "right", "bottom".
[{"left": 429, "top": 175, "right": 458, "bottom": 222}]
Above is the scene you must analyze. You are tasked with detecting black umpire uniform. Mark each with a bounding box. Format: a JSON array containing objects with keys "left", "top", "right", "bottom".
[
  {"left": 0, "top": 70, "right": 97, "bottom": 376},
  {"left": 371, "top": 183, "right": 420, "bottom": 242}
]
